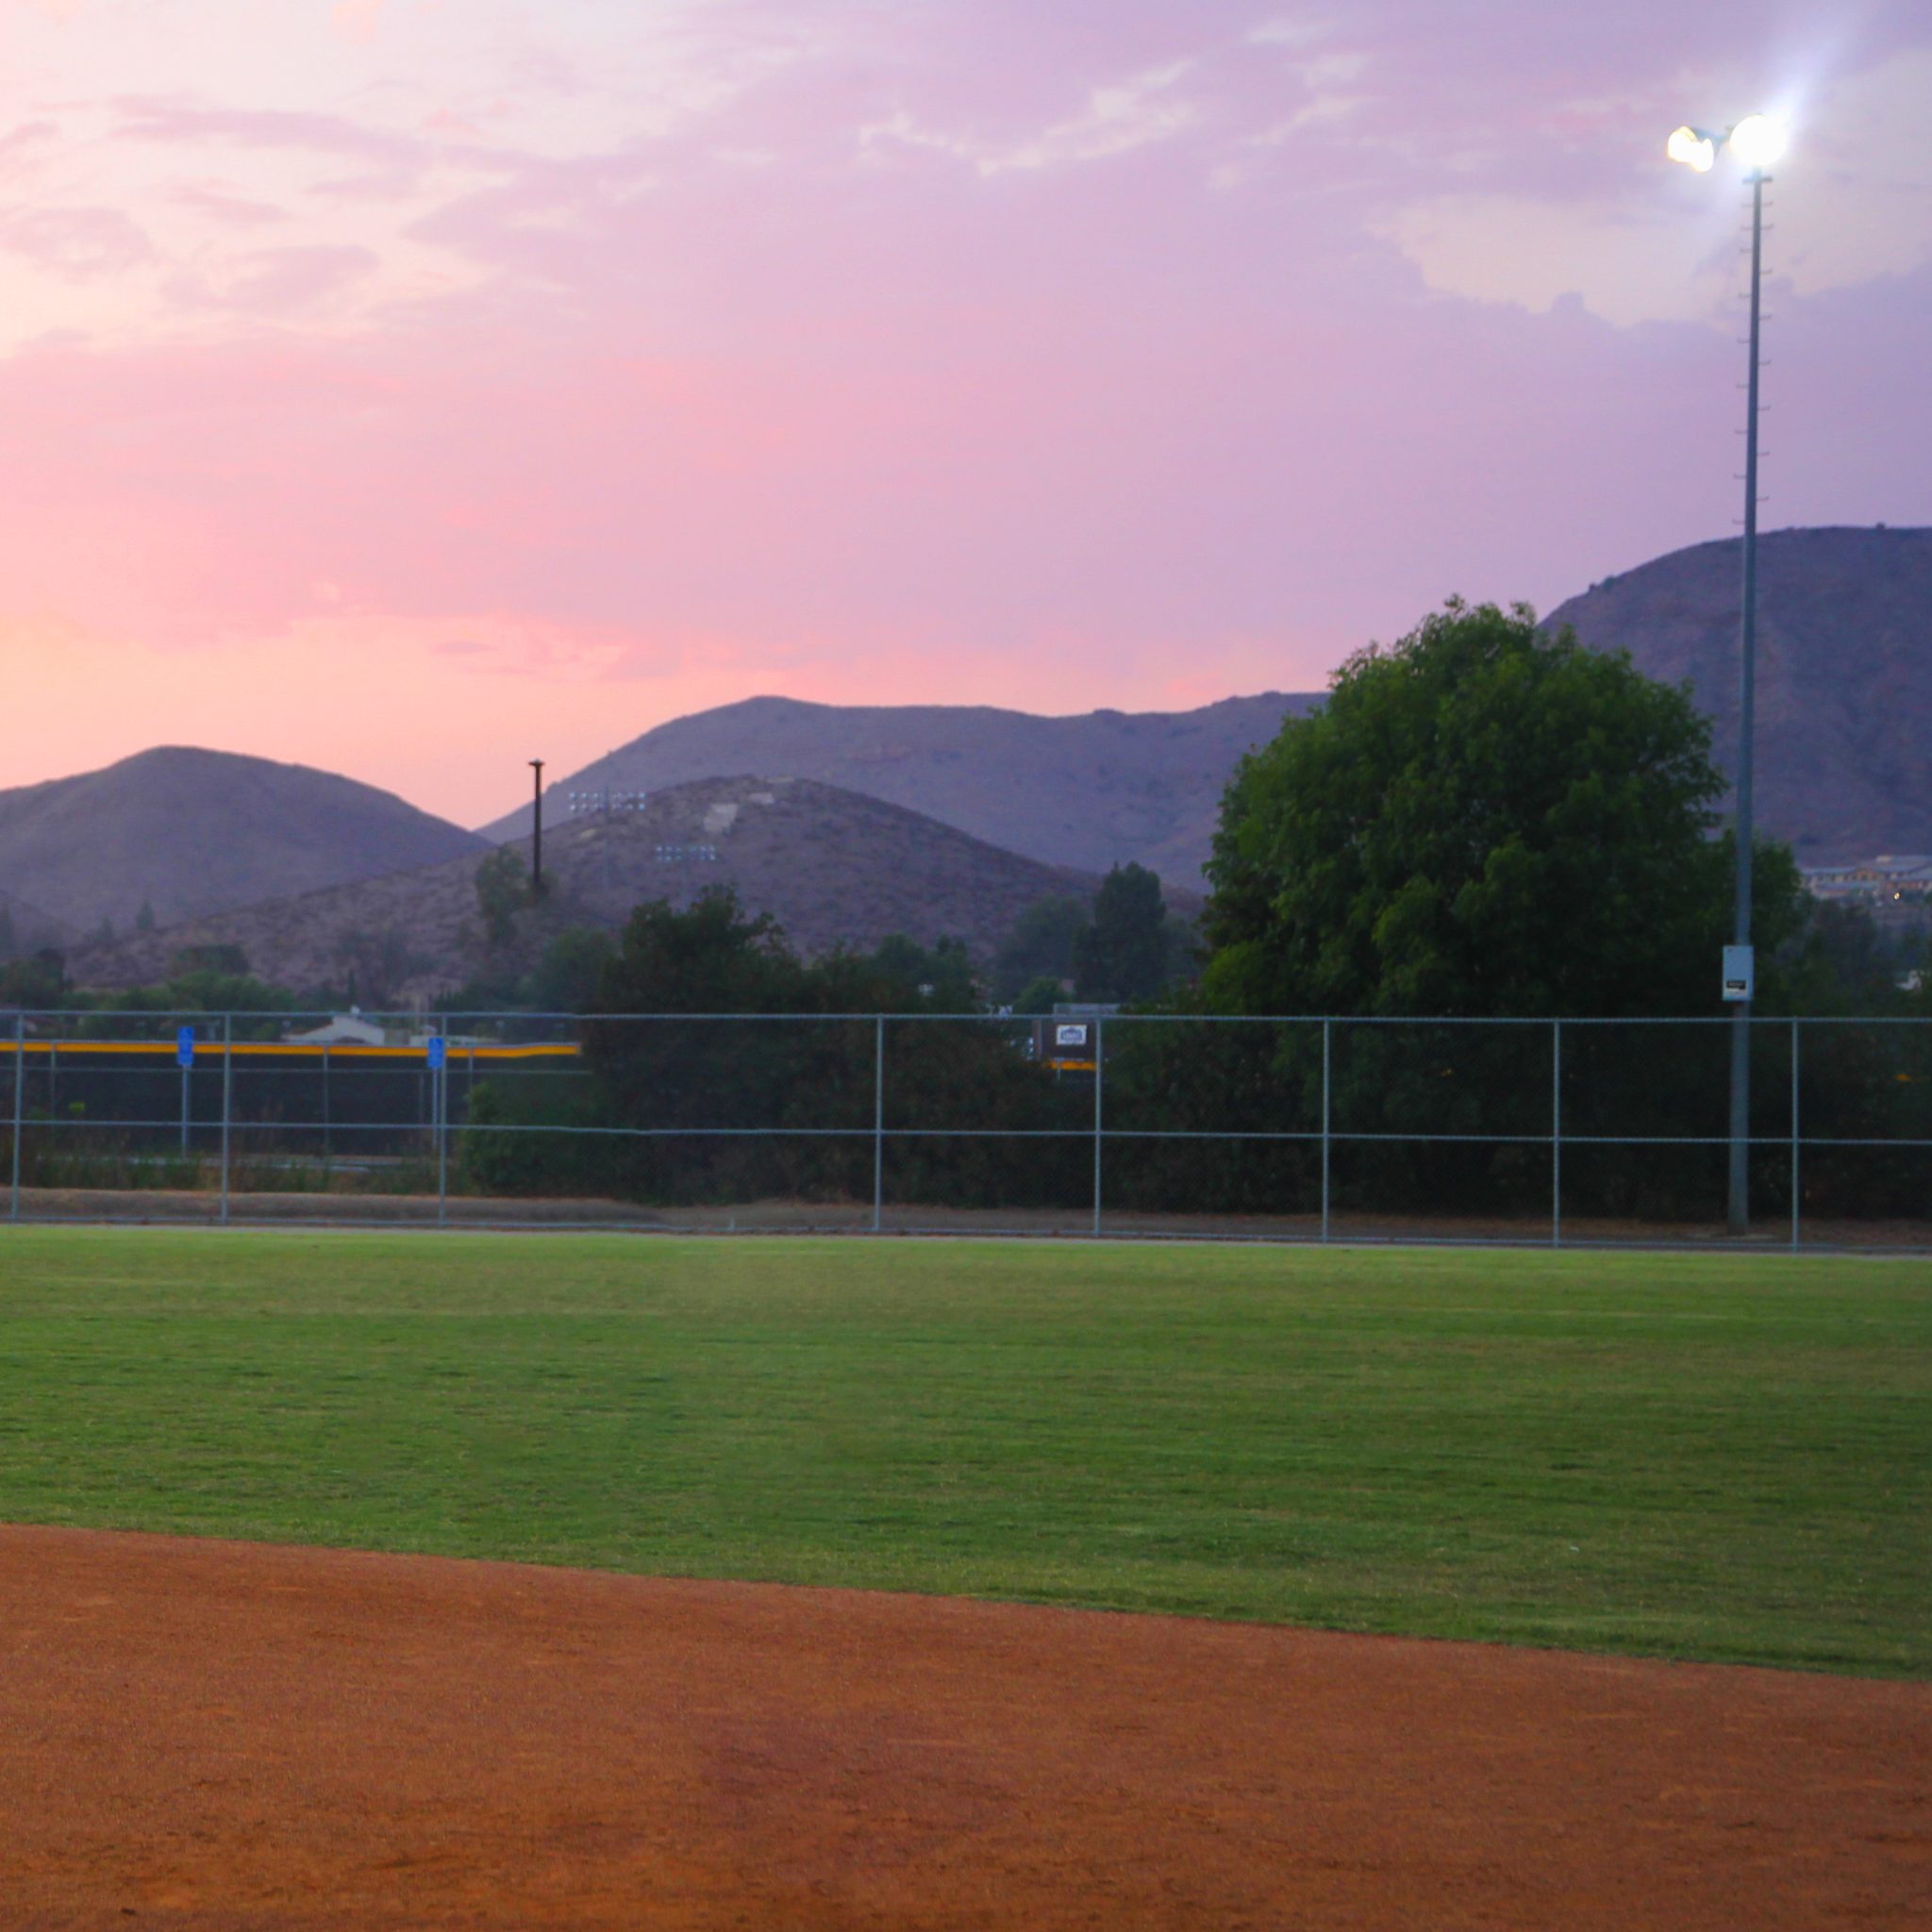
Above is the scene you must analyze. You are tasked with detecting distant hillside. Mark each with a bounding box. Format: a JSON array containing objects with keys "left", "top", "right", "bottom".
[
  {"left": 0, "top": 747, "right": 488, "bottom": 935},
  {"left": 0, "top": 888, "right": 68, "bottom": 958},
  {"left": 70, "top": 776, "right": 1146, "bottom": 1001},
  {"left": 1548, "top": 526, "right": 1932, "bottom": 861},
  {"left": 480, "top": 693, "right": 1319, "bottom": 884}
]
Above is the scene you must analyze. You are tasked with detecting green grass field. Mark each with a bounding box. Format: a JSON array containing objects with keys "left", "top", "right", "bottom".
[{"left": 1, "top": 1228, "right": 1927, "bottom": 1675}]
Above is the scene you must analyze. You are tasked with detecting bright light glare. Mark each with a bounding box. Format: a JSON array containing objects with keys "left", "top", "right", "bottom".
[
  {"left": 1728, "top": 113, "right": 1787, "bottom": 168},
  {"left": 1666, "top": 125, "right": 1716, "bottom": 172}
]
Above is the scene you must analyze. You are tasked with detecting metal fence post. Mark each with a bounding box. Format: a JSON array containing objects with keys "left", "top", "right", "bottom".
[
  {"left": 1320, "top": 1019, "right": 1331, "bottom": 1242},
  {"left": 1091, "top": 1016, "right": 1105, "bottom": 1239},
  {"left": 219, "top": 1012, "right": 233, "bottom": 1226},
  {"left": 1790, "top": 1017, "right": 1801, "bottom": 1252},
  {"left": 436, "top": 1041, "right": 448, "bottom": 1229},
  {"left": 8, "top": 1014, "right": 23, "bottom": 1222},
  {"left": 180, "top": 1042, "right": 192, "bottom": 1156},
  {"left": 1552, "top": 1017, "right": 1562, "bottom": 1248},
  {"left": 872, "top": 1015, "right": 884, "bottom": 1234}
]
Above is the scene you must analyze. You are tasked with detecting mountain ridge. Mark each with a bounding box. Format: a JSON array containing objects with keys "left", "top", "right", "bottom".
[
  {"left": 69, "top": 775, "right": 1147, "bottom": 1001},
  {"left": 0, "top": 887, "right": 70, "bottom": 958},
  {"left": 479, "top": 692, "right": 1321, "bottom": 884},
  {"left": 476, "top": 526, "right": 1930, "bottom": 879},
  {"left": 17, "top": 525, "right": 1931, "bottom": 974},
  {"left": 1546, "top": 525, "right": 1932, "bottom": 861},
  {"left": 0, "top": 746, "right": 488, "bottom": 935}
]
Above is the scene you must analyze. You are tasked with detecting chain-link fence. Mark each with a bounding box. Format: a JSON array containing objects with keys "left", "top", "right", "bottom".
[{"left": 7, "top": 1008, "right": 1932, "bottom": 1245}]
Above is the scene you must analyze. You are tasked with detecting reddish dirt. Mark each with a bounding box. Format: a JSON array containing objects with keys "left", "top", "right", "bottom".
[{"left": 3, "top": 1526, "right": 1927, "bottom": 1930}]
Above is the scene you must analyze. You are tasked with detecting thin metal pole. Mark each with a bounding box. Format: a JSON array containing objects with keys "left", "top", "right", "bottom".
[
  {"left": 1790, "top": 1017, "right": 1801, "bottom": 1252},
  {"left": 8, "top": 1015, "right": 23, "bottom": 1222},
  {"left": 436, "top": 1044, "right": 448, "bottom": 1228},
  {"left": 1727, "top": 169, "right": 1765, "bottom": 1237},
  {"left": 1091, "top": 1017, "right": 1104, "bottom": 1239},
  {"left": 219, "top": 1012, "right": 233, "bottom": 1226},
  {"left": 180, "top": 1051, "right": 191, "bottom": 1156},
  {"left": 1321, "top": 1019, "right": 1332, "bottom": 1242},
  {"left": 1552, "top": 1018, "right": 1562, "bottom": 1248},
  {"left": 529, "top": 758, "right": 545, "bottom": 898},
  {"left": 872, "top": 1015, "right": 884, "bottom": 1234}
]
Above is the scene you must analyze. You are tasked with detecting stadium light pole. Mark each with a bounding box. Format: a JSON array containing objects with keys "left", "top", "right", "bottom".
[
  {"left": 529, "top": 758, "right": 545, "bottom": 899},
  {"left": 1668, "top": 111, "right": 1786, "bottom": 1237}
]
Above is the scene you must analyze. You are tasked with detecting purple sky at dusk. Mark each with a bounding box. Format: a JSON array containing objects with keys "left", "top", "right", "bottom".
[{"left": 1, "top": 0, "right": 1927, "bottom": 826}]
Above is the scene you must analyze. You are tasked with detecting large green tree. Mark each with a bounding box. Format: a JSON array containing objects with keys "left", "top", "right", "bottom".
[{"left": 1201, "top": 599, "right": 1802, "bottom": 1019}]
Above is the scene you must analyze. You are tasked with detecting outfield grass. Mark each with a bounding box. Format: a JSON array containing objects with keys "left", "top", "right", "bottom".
[{"left": 0, "top": 1228, "right": 1927, "bottom": 1675}]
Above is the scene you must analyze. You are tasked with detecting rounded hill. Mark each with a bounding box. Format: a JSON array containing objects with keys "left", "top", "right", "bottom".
[
  {"left": 69, "top": 775, "right": 1127, "bottom": 1001},
  {"left": 0, "top": 746, "right": 487, "bottom": 935},
  {"left": 480, "top": 693, "right": 1318, "bottom": 886},
  {"left": 1547, "top": 525, "right": 1932, "bottom": 861}
]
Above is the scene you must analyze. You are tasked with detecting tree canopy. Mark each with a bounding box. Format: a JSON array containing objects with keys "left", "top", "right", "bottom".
[
  {"left": 1074, "top": 863, "right": 1177, "bottom": 1004},
  {"left": 474, "top": 847, "right": 527, "bottom": 951},
  {"left": 1200, "top": 598, "right": 1803, "bottom": 1018},
  {"left": 991, "top": 895, "right": 1089, "bottom": 1003},
  {"left": 460, "top": 890, "right": 1089, "bottom": 1208}
]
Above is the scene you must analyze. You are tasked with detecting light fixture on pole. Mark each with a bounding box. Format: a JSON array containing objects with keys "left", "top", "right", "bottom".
[{"left": 1667, "top": 110, "right": 1787, "bottom": 1237}]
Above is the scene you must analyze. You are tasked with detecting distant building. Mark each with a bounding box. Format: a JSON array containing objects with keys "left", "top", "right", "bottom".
[
  {"left": 283, "top": 1014, "right": 387, "bottom": 1047},
  {"left": 1800, "top": 856, "right": 1932, "bottom": 924}
]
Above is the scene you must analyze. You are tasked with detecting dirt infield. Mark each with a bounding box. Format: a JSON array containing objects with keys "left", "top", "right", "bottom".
[{"left": 3, "top": 1526, "right": 1926, "bottom": 1929}]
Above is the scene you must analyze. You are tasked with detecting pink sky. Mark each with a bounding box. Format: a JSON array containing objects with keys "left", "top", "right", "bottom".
[{"left": 2, "top": 0, "right": 1928, "bottom": 827}]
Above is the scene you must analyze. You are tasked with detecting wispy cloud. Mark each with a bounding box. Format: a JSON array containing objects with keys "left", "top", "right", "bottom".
[
  {"left": 115, "top": 95, "right": 428, "bottom": 170},
  {"left": 864, "top": 57, "right": 1202, "bottom": 176},
  {"left": 0, "top": 205, "right": 151, "bottom": 276},
  {"left": 171, "top": 182, "right": 289, "bottom": 226},
  {"left": 166, "top": 243, "right": 379, "bottom": 314}
]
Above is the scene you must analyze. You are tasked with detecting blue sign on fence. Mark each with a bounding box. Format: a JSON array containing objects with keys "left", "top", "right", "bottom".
[
  {"left": 175, "top": 1027, "right": 195, "bottom": 1069},
  {"left": 425, "top": 1036, "right": 446, "bottom": 1071}
]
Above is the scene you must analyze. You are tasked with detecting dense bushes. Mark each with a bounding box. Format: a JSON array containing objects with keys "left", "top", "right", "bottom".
[{"left": 457, "top": 894, "right": 1092, "bottom": 1210}]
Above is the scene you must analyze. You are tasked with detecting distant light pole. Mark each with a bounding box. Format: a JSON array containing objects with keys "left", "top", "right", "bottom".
[
  {"left": 1667, "top": 110, "right": 1787, "bottom": 1237},
  {"left": 529, "top": 758, "right": 546, "bottom": 898}
]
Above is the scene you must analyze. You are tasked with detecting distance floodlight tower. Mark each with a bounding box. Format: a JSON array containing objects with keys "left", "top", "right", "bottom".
[
  {"left": 1667, "top": 111, "right": 1787, "bottom": 1236},
  {"left": 529, "top": 758, "right": 545, "bottom": 898}
]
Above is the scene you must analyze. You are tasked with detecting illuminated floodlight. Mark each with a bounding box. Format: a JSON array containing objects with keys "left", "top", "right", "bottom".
[
  {"left": 1667, "top": 115, "right": 1787, "bottom": 175},
  {"left": 1727, "top": 113, "right": 1787, "bottom": 169},
  {"left": 1666, "top": 125, "right": 1717, "bottom": 172}
]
